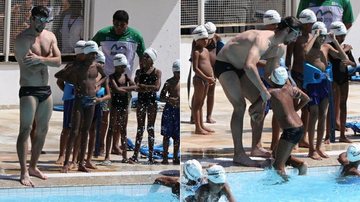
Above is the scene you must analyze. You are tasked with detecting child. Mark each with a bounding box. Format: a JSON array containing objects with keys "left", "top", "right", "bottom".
[
  {"left": 56, "top": 41, "right": 106, "bottom": 173},
  {"left": 160, "top": 59, "right": 180, "bottom": 165},
  {"left": 191, "top": 25, "right": 216, "bottom": 135},
  {"left": 304, "top": 22, "right": 348, "bottom": 160},
  {"left": 338, "top": 143, "right": 360, "bottom": 176},
  {"left": 129, "top": 47, "right": 162, "bottom": 164},
  {"left": 268, "top": 67, "right": 309, "bottom": 179},
  {"left": 195, "top": 165, "right": 235, "bottom": 202},
  {"left": 104, "top": 53, "right": 137, "bottom": 164}
]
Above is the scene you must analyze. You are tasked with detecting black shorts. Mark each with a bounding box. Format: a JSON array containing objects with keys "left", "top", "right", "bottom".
[
  {"left": 280, "top": 126, "right": 304, "bottom": 145},
  {"left": 19, "top": 86, "right": 51, "bottom": 103},
  {"left": 214, "top": 60, "right": 245, "bottom": 79}
]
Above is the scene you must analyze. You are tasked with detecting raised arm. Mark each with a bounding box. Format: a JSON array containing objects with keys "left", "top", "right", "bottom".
[
  {"left": 327, "top": 33, "right": 348, "bottom": 61},
  {"left": 285, "top": 41, "right": 295, "bottom": 70},
  {"left": 304, "top": 31, "right": 319, "bottom": 56}
]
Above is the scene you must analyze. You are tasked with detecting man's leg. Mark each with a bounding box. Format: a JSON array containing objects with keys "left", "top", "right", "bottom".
[
  {"left": 219, "top": 71, "right": 267, "bottom": 167},
  {"left": 29, "top": 96, "right": 53, "bottom": 181},
  {"left": 17, "top": 96, "right": 37, "bottom": 186}
]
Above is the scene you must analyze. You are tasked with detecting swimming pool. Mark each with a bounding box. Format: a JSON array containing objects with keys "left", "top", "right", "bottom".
[
  {"left": 0, "top": 184, "right": 178, "bottom": 202},
  {"left": 182, "top": 166, "right": 360, "bottom": 202}
]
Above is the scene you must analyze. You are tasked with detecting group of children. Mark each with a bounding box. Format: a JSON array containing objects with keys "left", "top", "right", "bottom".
[{"left": 54, "top": 39, "right": 180, "bottom": 172}]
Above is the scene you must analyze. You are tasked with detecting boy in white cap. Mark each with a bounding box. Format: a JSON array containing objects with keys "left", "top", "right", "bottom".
[
  {"left": 160, "top": 59, "right": 180, "bottom": 165},
  {"left": 325, "top": 21, "right": 356, "bottom": 144},
  {"left": 103, "top": 53, "right": 137, "bottom": 165},
  {"left": 55, "top": 40, "right": 86, "bottom": 165},
  {"left": 304, "top": 22, "right": 348, "bottom": 160},
  {"left": 56, "top": 40, "right": 107, "bottom": 173},
  {"left": 268, "top": 66, "right": 310, "bottom": 179},
  {"left": 285, "top": 8, "right": 317, "bottom": 150},
  {"left": 130, "top": 47, "right": 162, "bottom": 164},
  {"left": 338, "top": 143, "right": 360, "bottom": 176},
  {"left": 191, "top": 25, "right": 216, "bottom": 135},
  {"left": 263, "top": 10, "right": 281, "bottom": 30},
  {"left": 195, "top": 165, "right": 235, "bottom": 202}
]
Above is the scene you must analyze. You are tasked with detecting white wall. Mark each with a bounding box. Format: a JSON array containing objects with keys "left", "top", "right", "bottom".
[{"left": 0, "top": 0, "right": 180, "bottom": 107}]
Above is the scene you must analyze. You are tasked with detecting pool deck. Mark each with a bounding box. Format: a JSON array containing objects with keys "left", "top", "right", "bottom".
[
  {"left": 0, "top": 107, "right": 179, "bottom": 188},
  {"left": 181, "top": 81, "right": 360, "bottom": 173}
]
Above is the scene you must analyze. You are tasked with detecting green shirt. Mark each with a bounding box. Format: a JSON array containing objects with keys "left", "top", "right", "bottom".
[
  {"left": 92, "top": 26, "right": 145, "bottom": 76},
  {"left": 297, "top": 0, "right": 354, "bottom": 29}
]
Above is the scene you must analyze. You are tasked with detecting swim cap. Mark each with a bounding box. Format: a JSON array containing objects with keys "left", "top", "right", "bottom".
[
  {"left": 299, "top": 9, "right": 317, "bottom": 24},
  {"left": 144, "top": 47, "right": 158, "bottom": 62},
  {"left": 183, "top": 159, "right": 203, "bottom": 181},
  {"left": 83, "top": 40, "right": 99, "bottom": 54},
  {"left": 311, "top": 21, "right": 327, "bottom": 36},
  {"left": 263, "top": 10, "right": 281, "bottom": 25},
  {"left": 172, "top": 59, "right": 180, "bottom": 72},
  {"left": 192, "top": 25, "right": 208, "bottom": 41},
  {"left": 74, "top": 40, "right": 86, "bottom": 54},
  {"left": 329, "top": 21, "right": 347, "bottom": 36},
  {"left": 206, "top": 165, "right": 226, "bottom": 184},
  {"left": 113, "top": 53, "right": 129, "bottom": 68},
  {"left": 347, "top": 143, "right": 360, "bottom": 162},
  {"left": 204, "top": 22, "right": 216, "bottom": 38},
  {"left": 96, "top": 50, "right": 105, "bottom": 63},
  {"left": 271, "top": 66, "right": 288, "bottom": 85}
]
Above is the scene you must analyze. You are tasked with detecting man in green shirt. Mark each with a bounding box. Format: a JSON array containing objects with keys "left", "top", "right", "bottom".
[{"left": 297, "top": 0, "right": 354, "bottom": 29}]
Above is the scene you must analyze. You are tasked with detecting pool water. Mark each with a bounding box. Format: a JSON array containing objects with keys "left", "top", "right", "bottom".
[
  {"left": 182, "top": 166, "right": 360, "bottom": 202},
  {"left": 0, "top": 184, "right": 178, "bottom": 202}
]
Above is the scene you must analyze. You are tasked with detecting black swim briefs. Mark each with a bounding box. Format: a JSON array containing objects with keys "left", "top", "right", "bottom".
[
  {"left": 19, "top": 86, "right": 52, "bottom": 103},
  {"left": 280, "top": 126, "right": 304, "bottom": 145},
  {"left": 214, "top": 60, "right": 245, "bottom": 79}
]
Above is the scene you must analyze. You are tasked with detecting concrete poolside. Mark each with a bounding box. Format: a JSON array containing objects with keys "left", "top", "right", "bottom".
[
  {"left": 0, "top": 107, "right": 179, "bottom": 188},
  {"left": 181, "top": 81, "right": 360, "bottom": 173}
]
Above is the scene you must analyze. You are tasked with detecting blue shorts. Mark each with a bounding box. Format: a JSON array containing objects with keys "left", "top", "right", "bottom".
[
  {"left": 63, "top": 99, "right": 74, "bottom": 128},
  {"left": 161, "top": 103, "right": 180, "bottom": 140},
  {"left": 306, "top": 79, "right": 330, "bottom": 106}
]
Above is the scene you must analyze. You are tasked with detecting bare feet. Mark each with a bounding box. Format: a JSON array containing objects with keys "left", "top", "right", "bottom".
[
  {"left": 173, "top": 159, "right": 180, "bottom": 165},
  {"left": 206, "top": 117, "right": 216, "bottom": 124},
  {"left": 111, "top": 147, "right": 122, "bottom": 155},
  {"left": 69, "top": 162, "right": 77, "bottom": 170},
  {"left": 250, "top": 147, "right": 272, "bottom": 158},
  {"left": 28, "top": 167, "right": 47, "bottom": 180},
  {"left": 233, "top": 156, "right": 269, "bottom": 168},
  {"left": 20, "top": 172, "right": 34, "bottom": 187},
  {"left": 55, "top": 156, "right": 64, "bottom": 165},
  {"left": 85, "top": 161, "right": 98, "bottom": 169},
  {"left": 60, "top": 164, "right": 70, "bottom": 173},
  {"left": 161, "top": 159, "right": 169, "bottom": 165},
  {"left": 78, "top": 164, "right": 90, "bottom": 172},
  {"left": 308, "top": 151, "right": 322, "bottom": 160},
  {"left": 202, "top": 126, "right": 215, "bottom": 133},
  {"left": 194, "top": 129, "right": 209, "bottom": 135},
  {"left": 298, "top": 140, "right": 310, "bottom": 148},
  {"left": 298, "top": 162, "right": 308, "bottom": 175},
  {"left": 316, "top": 149, "right": 329, "bottom": 158},
  {"left": 339, "top": 136, "right": 352, "bottom": 143}
]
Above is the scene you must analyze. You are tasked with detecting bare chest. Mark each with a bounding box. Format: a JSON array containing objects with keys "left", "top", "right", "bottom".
[{"left": 29, "top": 36, "right": 52, "bottom": 56}]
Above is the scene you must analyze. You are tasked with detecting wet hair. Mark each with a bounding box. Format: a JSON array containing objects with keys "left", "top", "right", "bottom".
[
  {"left": 276, "top": 16, "right": 302, "bottom": 32},
  {"left": 113, "top": 10, "right": 129, "bottom": 23},
  {"left": 31, "top": 6, "right": 50, "bottom": 18}
]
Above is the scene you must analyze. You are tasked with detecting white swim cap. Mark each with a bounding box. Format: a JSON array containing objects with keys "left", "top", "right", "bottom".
[
  {"left": 183, "top": 159, "right": 203, "bottom": 181},
  {"left": 263, "top": 10, "right": 281, "bottom": 25},
  {"left": 311, "top": 21, "right": 327, "bottom": 36},
  {"left": 329, "top": 21, "right": 347, "bottom": 36},
  {"left": 347, "top": 143, "right": 360, "bottom": 162},
  {"left": 96, "top": 50, "right": 105, "bottom": 63},
  {"left": 74, "top": 40, "right": 86, "bottom": 54},
  {"left": 144, "top": 47, "right": 158, "bottom": 62},
  {"left": 271, "top": 66, "right": 288, "bottom": 85},
  {"left": 192, "top": 25, "right": 208, "bottom": 41},
  {"left": 206, "top": 165, "right": 226, "bottom": 184},
  {"left": 83, "top": 40, "right": 99, "bottom": 54},
  {"left": 172, "top": 59, "right": 180, "bottom": 72},
  {"left": 113, "top": 53, "right": 129, "bottom": 68},
  {"left": 204, "top": 22, "right": 216, "bottom": 38},
  {"left": 299, "top": 9, "right": 317, "bottom": 24}
]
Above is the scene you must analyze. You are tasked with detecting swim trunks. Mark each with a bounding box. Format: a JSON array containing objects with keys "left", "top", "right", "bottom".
[
  {"left": 280, "top": 126, "right": 304, "bottom": 145},
  {"left": 193, "top": 75, "right": 209, "bottom": 85},
  {"left": 161, "top": 103, "right": 180, "bottom": 140},
  {"left": 76, "top": 95, "right": 96, "bottom": 108},
  {"left": 306, "top": 79, "right": 330, "bottom": 106},
  {"left": 214, "top": 60, "right": 245, "bottom": 79},
  {"left": 19, "top": 86, "right": 52, "bottom": 103}
]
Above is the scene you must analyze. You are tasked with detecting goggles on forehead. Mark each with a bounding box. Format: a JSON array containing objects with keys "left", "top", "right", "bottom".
[{"left": 34, "top": 16, "right": 53, "bottom": 23}]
